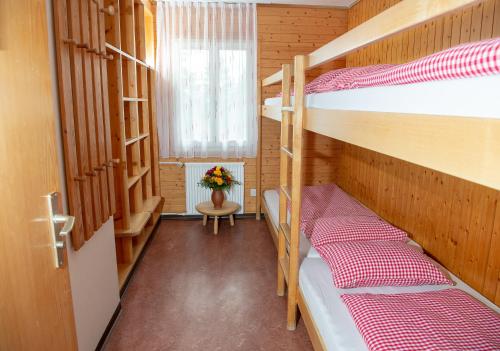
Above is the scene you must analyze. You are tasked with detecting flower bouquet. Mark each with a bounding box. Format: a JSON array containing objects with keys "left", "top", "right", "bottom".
[{"left": 198, "top": 166, "right": 240, "bottom": 208}]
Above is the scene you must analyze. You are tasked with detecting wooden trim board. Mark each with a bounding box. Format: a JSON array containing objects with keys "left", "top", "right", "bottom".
[
  {"left": 304, "top": 108, "right": 500, "bottom": 191},
  {"left": 261, "top": 196, "right": 279, "bottom": 249},
  {"left": 297, "top": 288, "right": 327, "bottom": 351}
]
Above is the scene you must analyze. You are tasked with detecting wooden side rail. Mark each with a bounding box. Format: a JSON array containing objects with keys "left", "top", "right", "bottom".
[{"left": 261, "top": 0, "right": 480, "bottom": 86}]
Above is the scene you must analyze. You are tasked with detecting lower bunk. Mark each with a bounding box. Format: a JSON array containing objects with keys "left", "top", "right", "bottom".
[
  {"left": 298, "top": 257, "right": 499, "bottom": 351},
  {"left": 260, "top": 186, "right": 500, "bottom": 351}
]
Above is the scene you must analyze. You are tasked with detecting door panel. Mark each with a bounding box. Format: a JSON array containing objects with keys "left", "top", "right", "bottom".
[{"left": 0, "top": 0, "right": 77, "bottom": 349}]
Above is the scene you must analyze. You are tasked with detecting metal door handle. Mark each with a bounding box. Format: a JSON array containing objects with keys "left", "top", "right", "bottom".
[
  {"left": 53, "top": 214, "right": 75, "bottom": 237},
  {"left": 47, "top": 192, "right": 76, "bottom": 268}
]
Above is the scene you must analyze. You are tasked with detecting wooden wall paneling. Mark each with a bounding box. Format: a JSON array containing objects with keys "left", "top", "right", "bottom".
[
  {"left": 90, "top": 0, "right": 110, "bottom": 221},
  {"left": 258, "top": 5, "right": 348, "bottom": 196},
  {"left": 67, "top": 0, "right": 94, "bottom": 240},
  {"left": 331, "top": 142, "right": 500, "bottom": 305},
  {"left": 79, "top": 0, "right": 102, "bottom": 231},
  {"left": 347, "top": 0, "right": 500, "bottom": 65},
  {"left": 481, "top": 0, "right": 495, "bottom": 38},
  {"left": 483, "top": 194, "right": 500, "bottom": 304},
  {"left": 470, "top": 2, "right": 484, "bottom": 41},
  {"left": 99, "top": 0, "right": 117, "bottom": 216},
  {"left": 53, "top": 0, "right": 85, "bottom": 249},
  {"left": 494, "top": 0, "right": 500, "bottom": 36}
]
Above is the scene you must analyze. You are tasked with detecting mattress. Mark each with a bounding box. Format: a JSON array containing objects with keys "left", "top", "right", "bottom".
[
  {"left": 299, "top": 257, "right": 500, "bottom": 351},
  {"left": 264, "top": 75, "right": 500, "bottom": 119}
]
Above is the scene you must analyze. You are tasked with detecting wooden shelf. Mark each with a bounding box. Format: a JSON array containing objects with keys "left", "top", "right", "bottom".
[
  {"left": 123, "top": 97, "right": 148, "bottom": 102},
  {"left": 125, "top": 137, "right": 137, "bottom": 146},
  {"left": 115, "top": 211, "right": 151, "bottom": 237},
  {"left": 125, "top": 133, "right": 149, "bottom": 147},
  {"left": 106, "top": 0, "right": 162, "bottom": 292},
  {"left": 127, "top": 175, "right": 140, "bottom": 188},
  {"left": 116, "top": 210, "right": 161, "bottom": 289},
  {"left": 139, "top": 166, "right": 150, "bottom": 177},
  {"left": 143, "top": 195, "right": 162, "bottom": 213}
]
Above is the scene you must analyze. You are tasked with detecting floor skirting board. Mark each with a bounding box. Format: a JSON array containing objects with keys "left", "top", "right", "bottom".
[
  {"left": 160, "top": 213, "right": 258, "bottom": 220},
  {"left": 96, "top": 302, "right": 122, "bottom": 351}
]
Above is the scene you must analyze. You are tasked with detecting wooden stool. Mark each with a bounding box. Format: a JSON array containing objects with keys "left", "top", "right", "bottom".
[{"left": 195, "top": 201, "right": 240, "bottom": 235}]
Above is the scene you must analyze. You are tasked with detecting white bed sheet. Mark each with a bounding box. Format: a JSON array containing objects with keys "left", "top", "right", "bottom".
[
  {"left": 299, "top": 257, "right": 500, "bottom": 351},
  {"left": 264, "top": 75, "right": 500, "bottom": 119}
]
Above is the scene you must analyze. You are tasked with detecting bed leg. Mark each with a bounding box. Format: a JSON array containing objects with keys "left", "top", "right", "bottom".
[
  {"left": 287, "top": 303, "right": 298, "bottom": 331},
  {"left": 277, "top": 262, "right": 285, "bottom": 296}
]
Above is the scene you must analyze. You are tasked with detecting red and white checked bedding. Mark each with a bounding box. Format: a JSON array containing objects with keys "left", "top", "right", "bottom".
[
  {"left": 285, "top": 184, "right": 378, "bottom": 238},
  {"left": 309, "top": 215, "right": 408, "bottom": 247},
  {"left": 342, "top": 289, "right": 500, "bottom": 351},
  {"left": 300, "top": 38, "right": 500, "bottom": 94},
  {"left": 316, "top": 241, "right": 452, "bottom": 288}
]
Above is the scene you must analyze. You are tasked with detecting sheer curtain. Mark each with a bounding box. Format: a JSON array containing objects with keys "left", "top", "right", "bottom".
[{"left": 156, "top": 1, "right": 258, "bottom": 158}]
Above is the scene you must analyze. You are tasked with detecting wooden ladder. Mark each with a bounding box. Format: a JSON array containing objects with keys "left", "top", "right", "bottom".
[{"left": 277, "top": 55, "right": 307, "bottom": 331}]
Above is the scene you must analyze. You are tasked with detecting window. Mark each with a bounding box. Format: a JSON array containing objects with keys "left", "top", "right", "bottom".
[{"left": 156, "top": 2, "right": 257, "bottom": 158}]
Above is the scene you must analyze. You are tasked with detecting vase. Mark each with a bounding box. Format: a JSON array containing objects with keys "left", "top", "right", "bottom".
[{"left": 211, "top": 189, "right": 224, "bottom": 209}]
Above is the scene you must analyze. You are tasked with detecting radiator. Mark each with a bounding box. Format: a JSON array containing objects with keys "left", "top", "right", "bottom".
[{"left": 185, "top": 162, "right": 245, "bottom": 215}]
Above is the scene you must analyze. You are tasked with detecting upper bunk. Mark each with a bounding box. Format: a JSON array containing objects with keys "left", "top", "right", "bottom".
[{"left": 260, "top": 0, "right": 500, "bottom": 192}]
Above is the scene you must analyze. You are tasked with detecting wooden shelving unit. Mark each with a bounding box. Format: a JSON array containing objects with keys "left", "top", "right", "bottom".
[{"left": 104, "top": 0, "right": 163, "bottom": 288}]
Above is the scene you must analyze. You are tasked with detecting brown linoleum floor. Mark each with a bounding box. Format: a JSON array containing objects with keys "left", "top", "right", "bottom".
[{"left": 104, "top": 218, "right": 313, "bottom": 351}]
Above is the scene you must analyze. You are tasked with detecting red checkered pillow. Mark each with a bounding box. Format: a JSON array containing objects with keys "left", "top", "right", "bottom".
[
  {"left": 352, "top": 38, "right": 500, "bottom": 89},
  {"left": 342, "top": 289, "right": 500, "bottom": 351},
  {"left": 316, "top": 241, "right": 452, "bottom": 288},
  {"left": 284, "top": 184, "right": 377, "bottom": 238},
  {"left": 304, "top": 68, "right": 353, "bottom": 94},
  {"left": 309, "top": 215, "right": 408, "bottom": 247}
]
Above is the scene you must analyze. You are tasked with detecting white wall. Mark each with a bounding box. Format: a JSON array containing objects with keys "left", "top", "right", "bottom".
[
  {"left": 66, "top": 219, "right": 120, "bottom": 351},
  {"left": 45, "top": 1, "right": 121, "bottom": 350}
]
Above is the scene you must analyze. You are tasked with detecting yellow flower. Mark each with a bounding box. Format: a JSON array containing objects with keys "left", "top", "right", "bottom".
[
  {"left": 213, "top": 169, "right": 222, "bottom": 176},
  {"left": 216, "top": 177, "right": 224, "bottom": 186},
  {"left": 211, "top": 177, "right": 217, "bottom": 183}
]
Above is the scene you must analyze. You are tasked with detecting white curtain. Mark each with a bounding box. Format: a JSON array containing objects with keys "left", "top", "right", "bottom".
[{"left": 156, "top": 1, "right": 258, "bottom": 159}]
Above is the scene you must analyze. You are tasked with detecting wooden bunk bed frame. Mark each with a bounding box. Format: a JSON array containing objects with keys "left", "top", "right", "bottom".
[{"left": 256, "top": 0, "right": 499, "bottom": 347}]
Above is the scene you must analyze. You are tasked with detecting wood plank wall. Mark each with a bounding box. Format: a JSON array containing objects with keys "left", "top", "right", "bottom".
[
  {"left": 346, "top": 0, "right": 500, "bottom": 66},
  {"left": 259, "top": 5, "right": 348, "bottom": 196},
  {"left": 160, "top": 5, "right": 348, "bottom": 213},
  {"left": 337, "top": 0, "right": 500, "bottom": 305},
  {"left": 332, "top": 143, "right": 499, "bottom": 305}
]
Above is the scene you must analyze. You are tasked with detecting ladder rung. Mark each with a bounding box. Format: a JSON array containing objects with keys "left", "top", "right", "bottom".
[
  {"left": 280, "top": 185, "right": 292, "bottom": 201},
  {"left": 279, "top": 256, "right": 290, "bottom": 283},
  {"left": 279, "top": 222, "right": 291, "bottom": 244},
  {"left": 281, "top": 106, "right": 294, "bottom": 112},
  {"left": 280, "top": 146, "right": 293, "bottom": 158}
]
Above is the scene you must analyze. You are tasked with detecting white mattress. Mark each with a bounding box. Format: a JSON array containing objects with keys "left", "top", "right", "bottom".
[
  {"left": 299, "top": 257, "right": 500, "bottom": 351},
  {"left": 264, "top": 75, "right": 500, "bottom": 119}
]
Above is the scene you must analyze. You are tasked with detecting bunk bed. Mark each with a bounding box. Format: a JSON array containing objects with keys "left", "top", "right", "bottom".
[{"left": 256, "top": 0, "right": 500, "bottom": 349}]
